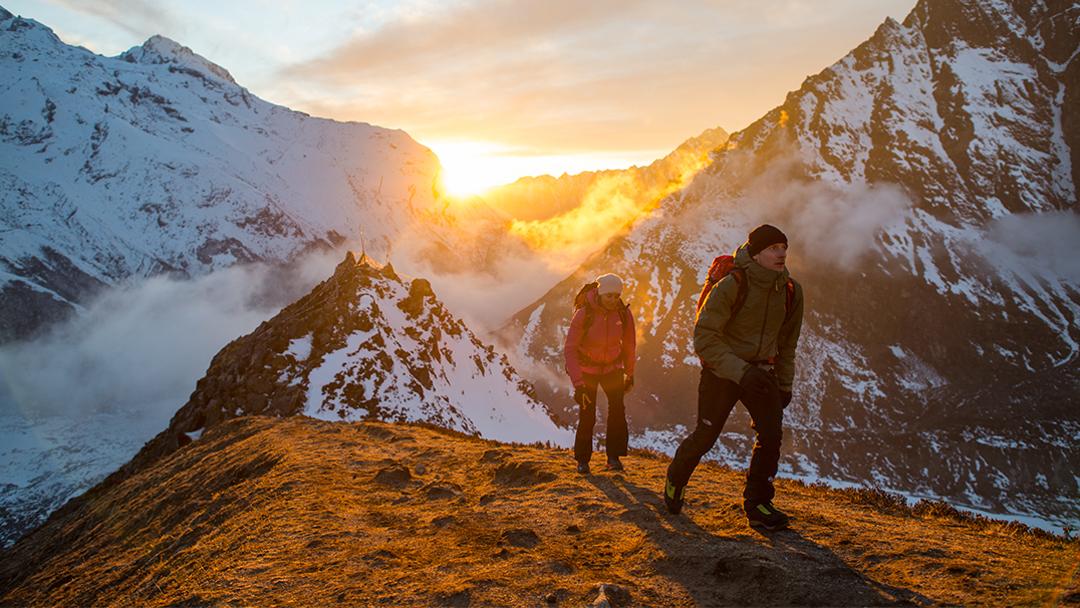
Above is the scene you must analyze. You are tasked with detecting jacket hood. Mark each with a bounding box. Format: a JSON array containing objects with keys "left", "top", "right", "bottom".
[{"left": 734, "top": 242, "right": 790, "bottom": 288}]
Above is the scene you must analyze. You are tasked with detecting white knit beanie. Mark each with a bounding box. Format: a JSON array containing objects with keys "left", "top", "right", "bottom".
[{"left": 596, "top": 273, "right": 623, "bottom": 296}]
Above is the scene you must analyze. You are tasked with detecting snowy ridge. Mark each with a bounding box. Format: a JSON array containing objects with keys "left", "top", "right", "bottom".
[
  {"left": 159, "top": 252, "right": 569, "bottom": 448},
  {"left": 285, "top": 256, "right": 569, "bottom": 444}
]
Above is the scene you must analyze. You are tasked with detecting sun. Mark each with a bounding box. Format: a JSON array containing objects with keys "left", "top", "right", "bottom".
[
  {"left": 426, "top": 139, "right": 661, "bottom": 199},
  {"left": 427, "top": 140, "right": 519, "bottom": 198}
]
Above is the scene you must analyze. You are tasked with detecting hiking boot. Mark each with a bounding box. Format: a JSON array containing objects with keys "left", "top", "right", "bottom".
[
  {"left": 664, "top": 477, "right": 685, "bottom": 515},
  {"left": 606, "top": 456, "right": 624, "bottom": 471},
  {"left": 745, "top": 502, "right": 790, "bottom": 531},
  {"left": 576, "top": 461, "right": 591, "bottom": 475}
]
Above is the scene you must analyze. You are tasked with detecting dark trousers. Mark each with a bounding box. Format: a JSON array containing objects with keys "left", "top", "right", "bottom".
[
  {"left": 574, "top": 370, "right": 628, "bottom": 462},
  {"left": 667, "top": 368, "right": 784, "bottom": 505}
]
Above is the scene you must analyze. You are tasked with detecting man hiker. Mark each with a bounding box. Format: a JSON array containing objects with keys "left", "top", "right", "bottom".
[
  {"left": 564, "top": 273, "right": 636, "bottom": 475},
  {"left": 664, "top": 224, "right": 804, "bottom": 531}
]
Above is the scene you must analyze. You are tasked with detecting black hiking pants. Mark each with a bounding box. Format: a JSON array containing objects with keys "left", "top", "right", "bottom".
[
  {"left": 667, "top": 368, "right": 784, "bottom": 505},
  {"left": 575, "top": 370, "right": 628, "bottom": 462}
]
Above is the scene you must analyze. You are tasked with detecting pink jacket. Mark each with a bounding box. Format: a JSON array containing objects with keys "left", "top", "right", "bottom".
[{"left": 563, "top": 290, "right": 636, "bottom": 387}]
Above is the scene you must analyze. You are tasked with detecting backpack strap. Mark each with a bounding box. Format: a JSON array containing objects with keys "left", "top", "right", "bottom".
[
  {"left": 781, "top": 279, "right": 796, "bottom": 326},
  {"left": 724, "top": 268, "right": 749, "bottom": 332},
  {"left": 575, "top": 282, "right": 599, "bottom": 334}
]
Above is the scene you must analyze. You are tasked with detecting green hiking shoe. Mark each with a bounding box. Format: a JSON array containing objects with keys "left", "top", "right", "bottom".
[
  {"left": 746, "top": 501, "right": 790, "bottom": 531},
  {"left": 664, "top": 477, "right": 685, "bottom": 515}
]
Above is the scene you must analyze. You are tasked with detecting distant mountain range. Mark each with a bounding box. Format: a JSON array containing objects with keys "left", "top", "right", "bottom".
[
  {"left": 0, "top": 8, "right": 458, "bottom": 341},
  {"left": 499, "top": 0, "right": 1079, "bottom": 530}
]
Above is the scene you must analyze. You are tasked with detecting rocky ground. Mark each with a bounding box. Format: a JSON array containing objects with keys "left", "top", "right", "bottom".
[{"left": 1, "top": 416, "right": 1077, "bottom": 607}]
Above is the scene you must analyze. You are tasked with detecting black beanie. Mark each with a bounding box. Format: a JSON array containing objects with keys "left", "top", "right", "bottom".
[{"left": 747, "top": 224, "right": 788, "bottom": 257}]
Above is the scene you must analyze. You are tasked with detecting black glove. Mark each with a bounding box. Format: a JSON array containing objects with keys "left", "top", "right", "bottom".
[
  {"left": 780, "top": 390, "right": 792, "bottom": 409},
  {"left": 574, "top": 385, "right": 594, "bottom": 407},
  {"left": 740, "top": 365, "right": 777, "bottom": 402},
  {"left": 624, "top": 374, "right": 635, "bottom": 393}
]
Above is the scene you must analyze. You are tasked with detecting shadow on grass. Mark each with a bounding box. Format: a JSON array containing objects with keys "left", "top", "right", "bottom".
[{"left": 584, "top": 474, "right": 933, "bottom": 606}]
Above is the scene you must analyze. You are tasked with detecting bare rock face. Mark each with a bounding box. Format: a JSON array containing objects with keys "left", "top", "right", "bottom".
[{"left": 500, "top": 0, "right": 1079, "bottom": 529}]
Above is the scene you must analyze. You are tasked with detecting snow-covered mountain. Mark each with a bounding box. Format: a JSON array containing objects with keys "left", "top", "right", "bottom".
[
  {"left": 99, "top": 252, "right": 568, "bottom": 488},
  {"left": 173, "top": 252, "right": 567, "bottom": 442},
  {"left": 0, "top": 7, "right": 476, "bottom": 341},
  {"left": 500, "top": 0, "right": 1079, "bottom": 531}
]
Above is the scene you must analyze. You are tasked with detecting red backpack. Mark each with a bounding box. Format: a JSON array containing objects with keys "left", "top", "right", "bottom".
[{"left": 696, "top": 255, "right": 796, "bottom": 329}]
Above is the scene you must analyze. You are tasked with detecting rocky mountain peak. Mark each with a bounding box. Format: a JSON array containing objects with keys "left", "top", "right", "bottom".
[
  {"left": 120, "top": 34, "right": 237, "bottom": 85},
  {"left": 0, "top": 6, "right": 13, "bottom": 21},
  {"left": 92, "top": 252, "right": 566, "bottom": 496}
]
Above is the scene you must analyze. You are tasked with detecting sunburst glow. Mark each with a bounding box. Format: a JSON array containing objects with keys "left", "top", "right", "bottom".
[{"left": 426, "top": 140, "right": 656, "bottom": 198}]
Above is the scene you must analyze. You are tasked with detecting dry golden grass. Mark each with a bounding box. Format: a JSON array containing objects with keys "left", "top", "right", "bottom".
[{"left": 1, "top": 416, "right": 1077, "bottom": 607}]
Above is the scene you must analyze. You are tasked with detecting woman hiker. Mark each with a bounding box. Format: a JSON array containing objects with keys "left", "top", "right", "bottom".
[{"left": 563, "top": 273, "right": 637, "bottom": 475}]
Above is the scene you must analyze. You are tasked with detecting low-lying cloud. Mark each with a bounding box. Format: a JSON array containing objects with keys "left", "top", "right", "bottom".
[
  {"left": 984, "top": 210, "right": 1080, "bottom": 284},
  {"left": 0, "top": 249, "right": 340, "bottom": 421},
  {"left": 675, "top": 150, "right": 914, "bottom": 270}
]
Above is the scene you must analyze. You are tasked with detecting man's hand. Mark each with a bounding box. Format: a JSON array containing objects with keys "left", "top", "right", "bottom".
[
  {"left": 740, "top": 365, "right": 777, "bottom": 402},
  {"left": 574, "top": 385, "right": 594, "bottom": 408},
  {"left": 780, "top": 390, "right": 792, "bottom": 409},
  {"left": 624, "top": 374, "right": 635, "bottom": 393}
]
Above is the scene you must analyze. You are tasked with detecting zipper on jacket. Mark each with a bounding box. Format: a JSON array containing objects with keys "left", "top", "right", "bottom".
[{"left": 753, "top": 283, "right": 774, "bottom": 361}]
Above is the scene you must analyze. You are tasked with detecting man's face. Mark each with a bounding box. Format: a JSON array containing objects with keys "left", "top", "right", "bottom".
[
  {"left": 599, "top": 292, "right": 620, "bottom": 310},
  {"left": 752, "top": 242, "right": 788, "bottom": 271}
]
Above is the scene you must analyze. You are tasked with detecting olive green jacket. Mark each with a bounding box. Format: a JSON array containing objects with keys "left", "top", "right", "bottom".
[{"left": 693, "top": 244, "right": 804, "bottom": 391}]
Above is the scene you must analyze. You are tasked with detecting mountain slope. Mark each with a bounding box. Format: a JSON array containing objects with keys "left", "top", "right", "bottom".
[
  {"left": 1, "top": 416, "right": 1075, "bottom": 606},
  {"left": 0, "top": 252, "right": 568, "bottom": 548},
  {"left": 0, "top": 9, "right": 468, "bottom": 340},
  {"left": 500, "top": 0, "right": 1079, "bottom": 531}
]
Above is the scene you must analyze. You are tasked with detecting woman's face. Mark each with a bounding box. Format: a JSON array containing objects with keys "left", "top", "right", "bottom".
[{"left": 599, "top": 292, "right": 620, "bottom": 310}]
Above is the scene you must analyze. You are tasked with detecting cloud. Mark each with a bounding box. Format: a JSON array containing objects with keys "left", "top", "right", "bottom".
[
  {"left": 984, "top": 211, "right": 1080, "bottom": 283},
  {"left": 0, "top": 249, "right": 340, "bottom": 421},
  {"left": 46, "top": 0, "right": 183, "bottom": 39},
  {"left": 671, "top": 145, "right": 915, "bottom": 270},
  {"left": 743, "top": 181, "right": 913, "bottom": 271},
  {"left": 508, "top": 144, "right": 713, "bottom": 270},
  {"left": 278, "top": 0, "right": 916, "bottom": 150}
]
